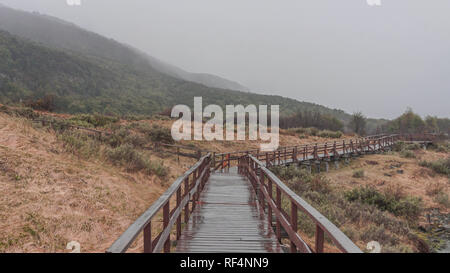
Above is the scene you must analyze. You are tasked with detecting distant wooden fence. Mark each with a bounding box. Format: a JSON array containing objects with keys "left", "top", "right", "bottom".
[
  {"left": 33, "top": 118, "right": 444, "bottom": 165},
  {"left": 214, "top": 133, "right": 443, "bottom": 171},
  {"left": 32, "top": 119, "right": 111, "bottom": 138}
]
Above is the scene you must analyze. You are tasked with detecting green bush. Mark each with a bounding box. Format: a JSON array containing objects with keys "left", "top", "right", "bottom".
[
  {"left": 105, "top": 144, "right": 167, "bottom": 177},
  {"left": 271, "top": 165, "right": 415, "bottom": 251},
  {"left": 352, "top": 169, "right": 365, "bottom": 178},
  {"left": 148, "top": 125, "right": 174, "bottom": 144},
  {"left": 287, "top": 127, "right": 343, "bottom": 139},
  {"left": 271, "top": 165, "right": 331, "bottom": 194},
  {"left": 419, "top": 157, "right": 450, "bottom": 176},
  {"left": 123, "top": 134, "right": 148, "bottom": 148},
  {"left": 105, "top": 144, "right": 148, "bottom": 172},
  {"left": 69, "top": 114, "right": 119, "bottom": 128},
  {"left": 317, "top": 130, "right": 343, "bottom": 139},
  {"left": 59, "top": 131, "right": 99, "bottom": 158},
  {"left": 309, "top": 127, "right": 319, "bottom": 136},
  {"left": 1, "top": 106, "right": 40, "bottom": 119},
  {"left": 148, "top": 161, "right": 169, "bottom": 177},
  {"left": 393, "top": 141, "right": 406, "bottom": 152},
  {"left": 400, "top": 150, "right": 416, "bottom": 159},
  {"left": 344, "top": 186, "right": 423, "bottom": 220},
  {"left": 430, "top": 142, "right": 450, "bottom": 153}
]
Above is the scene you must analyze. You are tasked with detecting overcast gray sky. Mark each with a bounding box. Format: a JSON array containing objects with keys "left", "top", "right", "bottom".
[{"left": 1, "top": 0, "right": 449, "bottom": 119}]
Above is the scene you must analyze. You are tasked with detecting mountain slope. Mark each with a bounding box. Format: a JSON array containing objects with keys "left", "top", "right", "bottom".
[
  {"left": 0, "top": 28, "right": 353, "bottom": 120},
  {"left": 0, "top": 4, "right": 381, "bottom": 128},
  {"left": 0, "top": 5, "right": 248, "bottom": 92},
  {"left": 144, "top": 54, "right": 249, "bottom": 92}
]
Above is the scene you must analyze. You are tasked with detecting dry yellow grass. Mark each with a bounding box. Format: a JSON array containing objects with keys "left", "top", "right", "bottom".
[
  {"left": 324, "top": 151, "right": 449, "bottom": 215},
  {"left": 0, "top": 114, "right": 193, "bottom": 252}
]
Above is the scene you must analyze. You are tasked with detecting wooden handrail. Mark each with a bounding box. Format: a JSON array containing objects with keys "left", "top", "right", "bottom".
[
  {"left": 240, "top": 155, "right": 363, "bottom": 253},
  {"left": 107, "top": 153, "right": 211, "bottom": 253},
  {"left": 213, "top": 133, "right": 444, "bottom": 171}
]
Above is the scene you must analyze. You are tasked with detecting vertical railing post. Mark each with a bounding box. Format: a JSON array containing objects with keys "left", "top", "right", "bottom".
[
  {"left": 290, "top": 202, "right": 298, "bottom": 253},
  {"left": 143, "top": 222, "right": 152, "bottom": 253},
  {"left": 268, "top": 179, "right": 273, "bottom": 226},
  {"left": 176, "top": 187, "right": 182, "bottom": 240},
  {"left": 276, "top": 187, "right": 281, "bottom": 242},
  {"left": 192, "top": 169, "right": 198, "bottom": 210},
  {"left": 163, "top": 202, "right": 170, "bottom": 253},
  {"left": 184, "top": 177, "right": 189, "bottom": 223},
  {"left": 315, "top": 225, "right": 324, "bottom": 253},
  {"left": 259, "top": 171, "right": 265, "bottom": 211}
]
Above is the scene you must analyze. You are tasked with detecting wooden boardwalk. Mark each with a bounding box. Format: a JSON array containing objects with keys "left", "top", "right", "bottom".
[
  {"left": 176, "top": 170, "right": 283, "bottom": 253},
  {"left": 108, "top": 133, "right": 441, "bottom": 253}
]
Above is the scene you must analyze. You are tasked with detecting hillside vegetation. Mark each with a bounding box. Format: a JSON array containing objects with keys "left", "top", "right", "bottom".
[
  {"left": 0, "top": 28, "right": 353, "bottom": 120},
  {"left": 0, "top": 5, "right": 249, "bottom": 92},
  {"left": 0, "top": 5, "right": 355, "bottom": 122}
]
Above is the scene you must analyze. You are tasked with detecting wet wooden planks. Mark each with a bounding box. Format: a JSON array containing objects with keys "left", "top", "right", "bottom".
[{"left": 176, "top": 171, "right": 282, "bottom": 253}]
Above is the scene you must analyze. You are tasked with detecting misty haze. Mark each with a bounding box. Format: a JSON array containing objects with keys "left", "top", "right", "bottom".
[
  {"left": 0, "top": 0, "right": 448, "bottom": 256},
  {"left": 1, "top": 0, "right": 449, "bottom": 118}
]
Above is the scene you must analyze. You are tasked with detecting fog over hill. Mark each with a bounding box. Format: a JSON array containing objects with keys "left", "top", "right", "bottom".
[
  {"left": 0, "top": 0, "right": 448, "bottom": 119},
  {"left": 0, "top": 5, "right": 365, "bottom": 130}
]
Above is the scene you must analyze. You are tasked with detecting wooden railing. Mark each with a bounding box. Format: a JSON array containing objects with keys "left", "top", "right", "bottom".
[
  {"left": 107, "top": 132, "right": 443, "bottom": 253},
  {"left": 107, "top": 154, "right": 211, "bottom": 253},
  {"left": 238, "top": 155, "right": 363, "bottom": 253},
  {"left": 32, "top": 118, "right": 111, "bottom": 138},
  {"left": 213, "top": 133, "right": 442, "bottom": 171}
]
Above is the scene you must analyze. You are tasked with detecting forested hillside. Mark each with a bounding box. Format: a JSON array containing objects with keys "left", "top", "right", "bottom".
[
  {"left": 0, "top": 29, "right": 350, "bottom": 118},
  {"left": 0, "top": 5, "right": 248, "bottom": 92},
  {"left": 0, "top": 4, "right": 388, "bottom": 131}
]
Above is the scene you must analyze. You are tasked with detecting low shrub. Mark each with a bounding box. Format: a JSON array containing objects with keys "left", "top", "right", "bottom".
[
  {"left": 400, "top": 150, "right": 416, "bottom": 159},
  {"left": 123, "top": 134, "right": 148, "bottom": 148},
  {"left": 393, "top": 141, "right": 406, "bottom": 152},
  {"left": 105, "top": 144, "right": 167, "bottom": 177},
  {"left": 148, "top": 161, "right": 169, "bottom": 177},
  {"left": 69, "top": 114, "right": 119, "bottom": 128},
  {"left": 105, "top": 144, "right": 148, "bottom": 172},
  {"left": 272, "top": 165, "right": 413, "bottom": 251},
  {"left": 352, "top": 169, "right": 365, "bottom": 178},
  {"left": 59, "top": 131, "right": 100, "bottom": 158},
  {"left": 317, "top": 130, "right": 343, "bottom": 139},
  {"left": 344, "top": 186, "right": 423, "bottom": 220},
  {"left": 18, "top": 107, "right": 41, "bottom": 119},
  {"left": 287, "top": 127, "right": 343, "bottom": 139},
  {"left": 148, "top": 125, "right": 174, "bottom": 144},
  {"left": 419, "top": 157, "right": 450, "bottom": 176},
  {"left": 430, "top": 142, "right": 450, "bottom": 153},
  {"left": 434, "top": 192, "right": 450, "bottom": 208}
]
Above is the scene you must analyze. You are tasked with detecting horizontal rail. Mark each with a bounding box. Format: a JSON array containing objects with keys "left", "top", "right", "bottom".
[
  {"left": 107, "top": 153, "right": 211, "bottom": 253},
  {"left": 240, "top": 155, "right": 363, "bottom": 253},
  {"left": 214, "top": 133, "right": 442, "bottom": 171}
]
